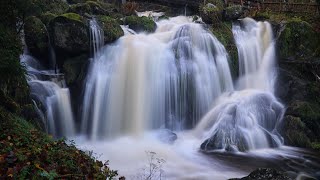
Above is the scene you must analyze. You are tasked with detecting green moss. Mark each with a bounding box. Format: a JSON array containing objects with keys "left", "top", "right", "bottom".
[
  {"left": 278, "top": 20, "right": 320, "bottom": 59},
  {"left": 97, "top": 16, "right": 124, "bottom": 43},
  {"left": 124, "top": 15, "right": 156, "bottom": 33},
  {"left": 60, "top": 13, "right": 84, "bottom": 23}
]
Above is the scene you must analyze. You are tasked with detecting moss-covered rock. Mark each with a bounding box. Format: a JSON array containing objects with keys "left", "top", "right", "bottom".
[
  {"left": 123, "top": 15, "right": 157, "bottom": 33},
  {"left": 49, "top": 13, "right": 89, "bottom": 67},
  {"left": 200, "top": 3, "right": 223, "bottom": 24},
  {"left": 68, "top": 1, "right": 108, "bottom": 16},
  {"left": 97, "top": 16, "right": 124, "bottom": 43},
  {"left": 278, "top": 20, "right": 320, "bottom": 60},
  {"left": 24, "top": 16, "right": 50, "bottom": 66},
  {"left": 224, "top": 5, "right": 244, "bottom": 21}
]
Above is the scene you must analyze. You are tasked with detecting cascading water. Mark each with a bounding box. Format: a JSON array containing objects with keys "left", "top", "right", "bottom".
[
  {"left": 89, "top": 18, "right": 104, "bottom": 58},
  {"left": 21, "top": 54, "right": 75, "bottom": 137},
  {"left": 81, "top": 16, "right": 233, "bottom": 139},
  {"left": 197, "top": 18, "right": 284, "bottom": 152}
]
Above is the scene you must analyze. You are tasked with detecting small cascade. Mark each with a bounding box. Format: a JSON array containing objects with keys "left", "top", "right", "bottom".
[
  {"left": 89, "top": 18, "right": 104, "bottom": 58},
  {"left": 196, "top": 18, "right": 284, "bottom": 152},
  {"left": 81, "top": 16, "right": 233, "bottom": 139},
  {"left": 21, "top": 54, "right": 75, "bottom": 137},
  {"left": 233, "top": 17, "right": 276, "bottom": 92}
]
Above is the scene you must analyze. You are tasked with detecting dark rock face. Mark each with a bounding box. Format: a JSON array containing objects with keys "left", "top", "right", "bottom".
[
  {"left": 24, "top": 16, "right": 50, "bottom": 66},
  {"left": 276, "top": 19, "right": 320, "bottom": 150},
  {"left": 63, "top": 54, "right": 89, "bottom": 122},
  {"left": 230, "top": 168, "right": 292, "bottom": 180},
  {"left": 49, "top": 13, "right": 90, "bottom": 67}
]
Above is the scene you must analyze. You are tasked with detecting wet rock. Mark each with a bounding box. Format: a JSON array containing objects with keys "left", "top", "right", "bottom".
[
  {"left": 63, "top": 54, "right": 89, "bottom": 87},
  {"left": 230, "top": 168, "right": 292, "bottom": 180},
  {"left": 24, "top": 16, "right": 50, "bottom": 66},
  {"left": 49, "top": 13, "right": 89, "bottom": 66},
  {"left": 123, "top": 15, "right": 156, "bottom": 33},
  {"left": 97, "top": 15, "right": 124, "bottom": 44},
  {"left": 39, "top": 12, "right": 57, "bottom": 28}
]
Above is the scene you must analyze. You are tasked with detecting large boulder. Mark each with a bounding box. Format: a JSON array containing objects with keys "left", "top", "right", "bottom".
[
  {"left": 123, "top": 15, "right": 157, "bottom": 33},
  {"left": 200, "top": 3, "right": 223, "bottom": 24},
  {"left": 97, "top": 16, "right": 124, "bottom": 43},
  {"left": 49, "top": 13, "right": 89, "bottom": 67},
  {"left": 24, "top": 16, "right": 50, "bottom": 66}
]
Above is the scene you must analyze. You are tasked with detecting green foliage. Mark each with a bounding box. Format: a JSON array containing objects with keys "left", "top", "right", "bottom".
[
  {"left": 0, "top": 111, "right": 119, "bottom": 179},
  {"left": 0, "top": 24, "right": 29, "bottom": 105},
  {"left": 98, "top": 15, "right": 124, "bottom": 43},
  {"left": 124, "top": 15, "right": 157, "bottom": 33},
  {"left": 68, "top": 1, "right": 108, "bottom": 16}
]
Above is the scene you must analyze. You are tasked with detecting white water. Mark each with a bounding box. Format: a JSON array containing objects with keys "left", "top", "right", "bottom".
[
  {"left": 82, "top": 16, "right": 233, "bottom": 140},
  {"left": 195, "top": 18, "right": 284, "bottom": 152},
  {"left": 21, "top": 54, "right": 75, "bottom": 137}
]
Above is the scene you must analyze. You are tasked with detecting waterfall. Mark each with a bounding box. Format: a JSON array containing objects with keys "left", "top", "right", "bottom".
[
  {"left": 21, "top": 54, "right": 75, "bottom": 137},
  {"left": 89, "top": 18, "right": 104, "bottom": 58},
  {"left": 233, "top": 18, "right": 276, "bottom": 92},
  {"left": 196, "top": 18, "right": 284, "bottom": 152},
  {"left": 81, "top": 16, "right": 233, "bottom": 139}
]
